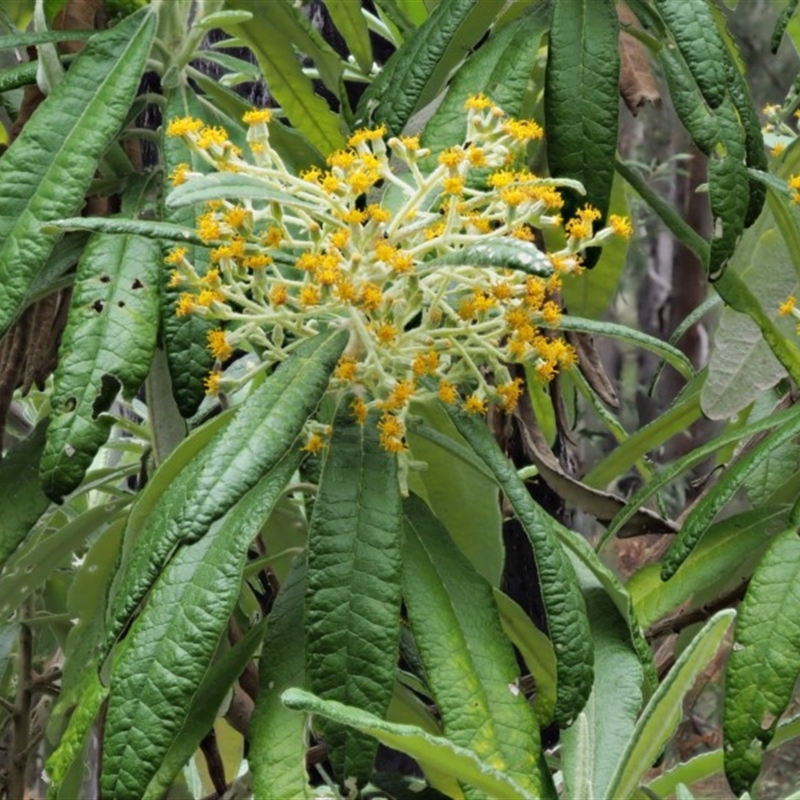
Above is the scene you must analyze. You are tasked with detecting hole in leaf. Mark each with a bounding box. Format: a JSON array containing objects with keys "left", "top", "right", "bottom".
[
  {"left": 92, "top": 300, "right": 104, "bottom": 313},
  {"left": 131, "top": 278, "right": 143, "bottom": 289},
  {"left": 100, "top": 275, "right": 111, "bottom": 283},
  {"left": 92, "top": 373, "right": 121, "bottom": 418},
  {"left": 118, "top": 301, "right": 126, "bottom": 308},
  {"left": 63, "top": 397, "right": 76, "bottom": 412}
]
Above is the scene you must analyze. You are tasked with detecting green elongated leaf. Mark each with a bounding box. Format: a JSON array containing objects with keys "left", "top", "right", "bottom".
[
  {"left": 161, "top": 87, "right": 216, "bottom": 418},
  {"left": 421, "top": 3, "right": 551, "bottom": 157},
  {"left": 0, "top": 7, "right": 155, "bottom": 338},
  {"left": 356, "top": 0, "right": 498, "bottom": 133},
  {"left": 0, "top": 499, "right": 130, "bottom": 624},
  {"left": 325, "top": 0, "right": 372, "bottom": 74},
  {"left": 772, "top": 0, "right": 800, "bottom": 52},
  {"left": 434, "top": 395, "right": 593, "bottom": 727},
  {"left": 223, "top": 2, "right": 346, "bottom": 156},
  {"left": 707, "top": 95, "right": 750, "bottom": 279},
  {"left": 104, "top": 330, "right": 348, "bottom": 651},
  {"left": 406, "top": 402, "right": 503, "bottom": 586},
  {"left": 561, "top": 560, "right": 643, "bottom": 800},
  {"left": 559, "top": 316, "right": 694, "bottom": 379},
  {"left": 0, "top": 53, "right": 74, "bottom": 93},
  {"left": 605, "top": 610, "right": 736, "bottom": 800},
  {"left": 630, "top": 506, "right": 789, "bottom": 630},
  {"left": 0, "top": 422, "right": 50, "bottom": 570},
  {"left": 0, "top": 29, "right": 94, "bottom": 47},
  {"left": 41, "top": 216, "right": 203, "bottom": 244},
  {"left": 306, "top": 410, "right": 402, "bottom": 783},
  {"left": 39, "top": 233, "right": 160, "bottom": 501},
  {"left": 662, "top": 402, "right": 800, "bottom": 579},
  {"left": 545, "top": 0, "right": 619, "bottom": 263},
  {"left": 556, "top": 526, "right": 657, "bottom": 693},
  {"left": 605, "top": 402, "right": 800, "bottom": 542},
  {"left": 429, "top": 235, "right": 556, "bottom": 276},
  {"left": 402, "top": 496, "right": 544, "bottom": 797},
  {"left": 492, "top": 588, "right": 556, "bottom": 725},
  {"left": 166, "top": 172, "right": 315, "bottom": 211},
  {"left": 102, "top": 455, "right": 299, "bottom": 800},
  {"left": 724, "top": 529, "right": 800, "bottom": 795},
  {"left": 144, "top": 619, "right": 269, "bottom": 799},
  {"left": 653, "top": 0, "right": 727, "bottom": 109},
  {"left": 250, "top": 557, "right": 312, "bottom": 800},
  {"left": 282, "top": 689, "right": 538, "bottom": 800}
]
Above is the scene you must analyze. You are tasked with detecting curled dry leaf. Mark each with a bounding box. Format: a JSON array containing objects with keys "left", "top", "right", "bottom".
[{"left": 618, "top": 2, "right": 661, "bottom": 115}]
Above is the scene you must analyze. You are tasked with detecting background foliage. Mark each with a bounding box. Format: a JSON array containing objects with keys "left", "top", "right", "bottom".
[{"left": 3, "top": 0, "right": 800, "bottom": 798}]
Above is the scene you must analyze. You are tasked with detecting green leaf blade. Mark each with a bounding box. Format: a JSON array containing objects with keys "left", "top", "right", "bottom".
[
  {"left": 724, "top": 529, "right": 800, "bottom": 795},
  {"left": 306, "top": 411, "right": 403, "bottom": 782},
  {"left": 0, "top": 7, "right": 156, "bottom": 337}
]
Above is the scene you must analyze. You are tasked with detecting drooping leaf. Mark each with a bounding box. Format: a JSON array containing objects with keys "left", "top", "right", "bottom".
[
  {"left": 104, "top": 330, "right": 348, "bottom": 652},
  {"left": 545, "top": 0, "right": 619, "bottom": 265},
  {"left": 402, "top": 495, "right": 544, "bottom": 797},
  {"left": 356, "top": 0, "right": 499, "bottom": 133},
  {"left": 429, "top": 235, "right": 557, "bottom": 276},
  {"left": 102, "top": 455, "right": 299, "bottom": 799},
  {"left": 324, "top": 0, "right": 373, "bottom": 74},
  {"left": 281, "top": 689, "right": 539, "bottom": 800},
  {"left": 431, "top": 394, "right": 593, "bottom": 728},
  {"left": 0, "top": 7, "right": 156, "bottom": 338},
  {"left": 165, "top": 173, "right": 313, "bottom": 212},
  {"left": 39, "top": 232, "right": 160, "bottom": 501},
  {"left": 250, "top": 557, "right": 312, "bottom": 800},
  {"left": 306, "top": 409, "right": 402, "bottom": 783}
]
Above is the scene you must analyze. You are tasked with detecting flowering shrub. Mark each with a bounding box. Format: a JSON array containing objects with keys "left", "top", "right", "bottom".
[{"left": 165, "top": 96, "right": 631, "bottom": 454}]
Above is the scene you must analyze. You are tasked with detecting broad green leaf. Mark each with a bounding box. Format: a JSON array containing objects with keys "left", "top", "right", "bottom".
[
  {"left": 39, "top": 233, "right": 160, "bottom": 500},
  {"left": 161, "top": 86, "right": 216, "bottom": 418},
  {"left": 144, "top": 619, "right": 268, "bottom": 800},
  {"left": 545, "top": 0, "right": 619, "bottom": 262},
  {"left": 0, "top": 499, "right": 130, "bottom": 625},
  {"left": 282, "top": 688, "right": 538, "bottom": 800},
  {"left": 662, "top": 406, "right": 800, "bottom": 579},
  {"left": 724, "top": 529, "right": 800, "bottom": 795},
  {"left": 434, "top": 395, "right": 593, "bottom": 727},
  {"left": 604, "top": 401, "right": 800, "bottom": 542},
  {"left": 629, "top": 506, "right": 789, "bottom": 630},
  {"left": 421, "top": 3, "right": 550, "bottom": 156},
  {"left": 559, "top": 316, "right": 694, "bottom": 379},
  {"left": 250, "top": 557, "right": 312, "bottom": 800},
  {"left": 402, "top": 496, "right": 544, "bottom": 797},
  {"left": 0, "top": 422, "right": 50, "bottom": 570},
  {"left": 492, "top": 588, "right": 556, "bottom": 724},
  {"left": 306, "top": 410, "right": 402, "bottom": 783},
  {"left": 324, "top": 0, "right": 372, "bottom": 74},
  {"left": 0, "top": 7, "right": 156, "bottom": 338},
  {"left": 102, "top": 455, "right": 298, "bottom": 799},
  {"left": 406, "top": 402, "right": 503, "bottom": 586},
  {"left": 561, "top": 560, "right": 643, "bottom": 800},
  {"left": 605, "top": 610, "right": 735, "bottom": 800},
  {"left": 356, "top": 0, "right": 498, "bottom": 133},
  {"left": 224, "top": 1, "right": 346, "bottom": 155},
  {"left": 104, "top": 330, "right": 347, "bottom": 651},
  {"left": 653, "top": 0, "right": 728, "bottom": 109}
]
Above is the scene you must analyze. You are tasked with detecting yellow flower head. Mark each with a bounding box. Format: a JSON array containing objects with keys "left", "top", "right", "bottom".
[{"left": 243, "top": 108, "right": 272, "bottom": 125}]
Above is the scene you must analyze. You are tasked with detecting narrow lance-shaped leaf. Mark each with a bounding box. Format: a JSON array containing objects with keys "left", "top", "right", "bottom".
[
  {"left": 282, "top": 689, "right": 538, "bottom": 800},
  {"left": 356, "top": 0, "right": 498, "bottom": 133},
  {"left": 402, "top": 495, "right": 546, "bottom": 798},
  {"left": 323, "top": 0, "right": 373, "bottom": 74},
  {"left": 433, "top": 394, "right": 593, "bottom": 727},
  {"left": 661, "top": 407, "right": 800, "bottom": 579},
  {"left": 250, "top": 557, "right": 313, "bottom": 800},
  {"left": 104, "top": 329, "right": 348, "bottom": 651},
  {"left": 306, "top": 409, "right": 403, "bottom": 783},
  {"left": 545, "top": 0, "right": 619, "bottom": 266},
  {"left": 39, "top": 232, "right": 161, "bottom": 501},
  {"left": 724, "top": 529, "right": 800, "bottom": 794},
  {"left": 0, "top": 7, "right": 156, "bottom": 338},
  {"left": 102, "top": 454, "right": 300, "bottom": 800}
]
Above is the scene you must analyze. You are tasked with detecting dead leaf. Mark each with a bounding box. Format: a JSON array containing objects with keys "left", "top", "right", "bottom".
[{"left": 618, "top": 2, "right": 661, "bottom": 115}]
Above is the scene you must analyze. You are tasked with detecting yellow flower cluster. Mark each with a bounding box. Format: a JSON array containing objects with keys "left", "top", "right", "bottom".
[
  {"left": 779, "top": 294, "right": 800, "bottom": 335},
  {"left": 165, "top": 97, "right": 631, "bottom": 452}
]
